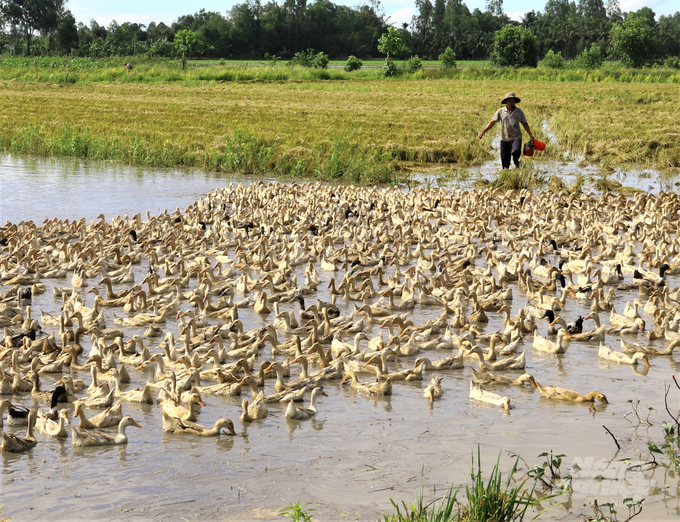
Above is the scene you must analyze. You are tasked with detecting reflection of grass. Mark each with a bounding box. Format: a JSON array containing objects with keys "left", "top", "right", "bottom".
[
  {"left": 659, "top": 167, "right": 680, "bottom": 184},
  {"left": 549, "top": 174, "right": 585, "bottom": 193},
  {"left": 593, "top": 175, "right": 623, "bottom": 192},
  {"left": 590, "top": 174, "right": 644, "bottom": 194}
]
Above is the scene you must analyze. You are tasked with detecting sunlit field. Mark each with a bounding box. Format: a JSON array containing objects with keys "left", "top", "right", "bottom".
[{"left": 0, "top": 70, "right": 677, "bottom": 182}]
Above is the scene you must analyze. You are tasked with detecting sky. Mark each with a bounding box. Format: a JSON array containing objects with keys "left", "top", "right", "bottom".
[{"left": 67, "top": 0, "right": 679, "bottom": 29}]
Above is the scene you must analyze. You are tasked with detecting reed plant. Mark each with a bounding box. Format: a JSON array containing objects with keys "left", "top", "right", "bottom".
[
  {"left": 459, "top": 450, "right": 538, "bottom": 522},
  {"left": 280, "top": 501, "right": 314, "bottom": 522},
  {"left": 384, "top": 482, "right": 458, "bottom": 522},
  {"left": 383, "top": 448, "right": 553, "bottom": 522}
]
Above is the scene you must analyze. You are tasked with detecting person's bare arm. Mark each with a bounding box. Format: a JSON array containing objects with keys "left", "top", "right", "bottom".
[
  {"left": 478, "top": 120, "right": 496, "bottom": 139},
  {"left": 522, "top": 122, "right": 535, "bottom": 142}
]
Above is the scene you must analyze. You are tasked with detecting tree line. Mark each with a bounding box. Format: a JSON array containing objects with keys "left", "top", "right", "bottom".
[{"left": 0, "top": 0, "right": 678, "bottom": 64}]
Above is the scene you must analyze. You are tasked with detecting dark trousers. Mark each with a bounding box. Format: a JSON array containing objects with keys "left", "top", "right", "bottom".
[{"left": 500, "top": 139, "right": 522, "bottom": 169}]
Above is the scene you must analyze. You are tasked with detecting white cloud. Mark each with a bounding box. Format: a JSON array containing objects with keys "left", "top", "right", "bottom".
[
  {"left": 618, "top": 0, "right": 676, "bottom": 14},
  {"left": 506, "top": 10, "right": 527, "bottom": 21},
  {"left": 387, "top": 7, "right": 414, "bottom": 27},
  {"left": 619, "top": 0, "right": 649, "bottom": 10}
]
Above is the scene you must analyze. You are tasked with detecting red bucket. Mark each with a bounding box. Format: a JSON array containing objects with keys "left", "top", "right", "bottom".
[
  {"left": 533, "top": 139, "right": 546, "bottom": 151},
  {"left": 523, "top": 143, "right": 535, "bottom": 156}
]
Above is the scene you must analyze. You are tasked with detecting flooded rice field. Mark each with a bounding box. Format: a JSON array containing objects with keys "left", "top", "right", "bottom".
[
  {"left": 0, "top": 155, "right": 274, "bottom": 224},
  {"left": 2, "top": 156, "right": 680, "bottom": 521}
]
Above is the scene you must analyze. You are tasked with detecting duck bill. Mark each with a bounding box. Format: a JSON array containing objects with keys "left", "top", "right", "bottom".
[
  {"left": 131, "top": 421, "right": 142, "bottom": 428},
  {"left": 197, "top": 399, "right": 207, "bottom": 407}
]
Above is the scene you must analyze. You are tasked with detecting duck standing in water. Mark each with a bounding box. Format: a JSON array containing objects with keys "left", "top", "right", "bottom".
[
  {"left": 4, "top": 180, "right": 680, "bottom": 472},
  {"left": 1, "top": 409, "right": 37, "bottom": 452}
]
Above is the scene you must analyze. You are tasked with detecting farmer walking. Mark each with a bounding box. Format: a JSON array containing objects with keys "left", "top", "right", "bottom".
[{"left": 478, "top": 92, "right": 535, "bottom": 169}]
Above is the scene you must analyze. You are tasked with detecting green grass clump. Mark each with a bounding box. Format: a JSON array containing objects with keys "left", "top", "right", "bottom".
[
  {"left": 384, "top": 449, "right": 551, "bottom": 522},
  {"left": 384, "top": 466, "right": 459, "bottom": 522},
  {"left": 490, "top": 166, "right": 547, "bottom": 190},
  {"left": 280, "top": 501, "right": 314, "bottom": 522},
  {"left": 459, "top": 450, "right": 537, "bottom": 522},
  {"left": 385, "top": 486, "right": 458, "bottom": 522}
]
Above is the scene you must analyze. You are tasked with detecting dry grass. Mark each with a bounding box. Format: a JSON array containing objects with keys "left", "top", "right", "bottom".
[
  {"left": 550, "top": 88, "right": 680, "bottom": 167},
  {"left": 0, "top": 79, "right": 677, "bottom": 180}
]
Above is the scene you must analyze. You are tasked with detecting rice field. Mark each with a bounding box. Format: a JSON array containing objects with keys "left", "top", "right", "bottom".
[{"left": 0, "top": 78, "right": 677, "bottom": 182}]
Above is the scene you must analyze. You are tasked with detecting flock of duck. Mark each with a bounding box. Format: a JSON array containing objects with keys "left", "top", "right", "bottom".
[{"left": 1, "top": 181, "right": 678, "bottom": 454}]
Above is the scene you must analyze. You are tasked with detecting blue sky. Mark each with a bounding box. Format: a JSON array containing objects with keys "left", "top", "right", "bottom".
[{"left": 67, "top": 0, "right": 679, "bottom": 29}]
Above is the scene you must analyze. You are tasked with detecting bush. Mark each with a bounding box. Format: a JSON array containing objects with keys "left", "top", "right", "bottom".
[
  {"left": 406, "top": 55, "right": 422, "bottom": 72},
  {"left": 313, "top": 52, "right": 329, "bottom": 69},
  {"left": 574, "top": 44, "right": 603, "bottom": 69},
  {"left": 439, "top": 46, "right": 457, "bottom": 68},
  {"left": 289, "top": 49, "right": 328, "bottom": 69},
  {"left": 382, "top": 58, "right": 398, "bottom": 77},
  {"left": 344, "top": 55, "right": 362, "bottom": 72},
  {"left": 490, "top": 26, "right": 539, "bottom": 68},
  {"left": 665, "top": 56, "right": 680, "bottom": 69},
  {"left": 610, "top": 16, "right": 655, "bottom": 68},
  {"left": 264, "top": 52, "right": 280, "bottom": 64},
  {"left": 539, "top": 49, "right": 566, "bottom": 69},
  {"left": 290, "top": 49, "right": 313, "bottom": 67}
]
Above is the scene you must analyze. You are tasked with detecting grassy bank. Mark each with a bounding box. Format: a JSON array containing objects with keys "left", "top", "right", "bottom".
[
  {"left": 1, "top": 56, "right": 679, "bottom": 85},
  {"left": 0, "top": 78, "right": 677, "bottom": 181}
]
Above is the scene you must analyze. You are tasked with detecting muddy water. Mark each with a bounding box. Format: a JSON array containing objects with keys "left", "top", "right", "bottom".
[
  {"left": 2, "top": 156, "right": 680, "bottom": 521},
  {"left": 0, "top": 155, "right": 275, "bottom": 224}
]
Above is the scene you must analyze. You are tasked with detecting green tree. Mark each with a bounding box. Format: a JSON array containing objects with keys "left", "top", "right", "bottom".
[
  {"left": 377, "top": 26, "right": 406, "bottom": 58},
  {"left": 54, "top": 9, "right": 78, "bottom": 54},
  {"left": 485, "top": 0, "right": 503, "bottom": 16},
  {"left": 574, "top": 43, "right": 603, "bottom": 68},
  {"left": 438, "top": 46, "right": 456, "bottom": 67},
  {"left": 378, "top": 26, "right": 406, "bottom": 77},
  {"left": 610, "top": 15, "right": 654, "bottom": 68},
  {"left": 0, "top": 0, "right": 64, "bottom": 55},
  {"left": 605, "top": 0, "right": 622, "bottom": 22},
  {"left": 658, "top": 13, "right": 680, "bottom": 59},
  {"left": 490, "top": 25, "right": 538, "bottom": 67},
  {"left": 539, "top": 49, "right": 566, "bottom": 68},
  {"left": 174, "top": 28, "right": 205, "bottom": 70}
]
